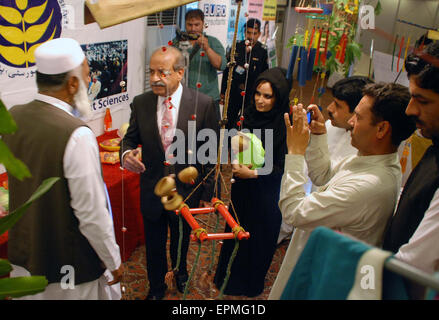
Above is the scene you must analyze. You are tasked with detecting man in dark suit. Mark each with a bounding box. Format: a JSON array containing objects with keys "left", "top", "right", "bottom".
[
  {"left": 220, "top": 18, "right": 268, "bottom": 129},
  {"left": 120, "top": 46, "right": 218, "bottom": 300}
]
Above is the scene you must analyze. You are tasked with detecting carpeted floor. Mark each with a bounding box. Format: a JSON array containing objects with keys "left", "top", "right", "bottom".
[
  {"left": 120, "top": 229, "right": 290, "bottom": 300},
  {"left": 119, "top": 164, "right": 290, "bottom": 300}
]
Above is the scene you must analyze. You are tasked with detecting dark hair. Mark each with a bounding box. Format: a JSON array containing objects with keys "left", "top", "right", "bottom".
[
  {"left": 185, "top": 9, "right": 204, "bottom": 22},
  {"left": 362, "top": 82, "right": 416, "bottom": 146},
  {"left": 36, "top": 71, "right": 70, "bottom": 92},
  {"left": 244, "top": 18, "right": 261, "bottom": 32},
  {"left": 405, "top": 41, "right": 439, "bottom": 94},
  {"left": 332, "top": 76, "right": 373, "bottom": 112}
]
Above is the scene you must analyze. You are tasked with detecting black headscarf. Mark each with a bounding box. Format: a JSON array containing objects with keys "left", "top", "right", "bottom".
[{"left": 242, "top": 67, "right": 290, "bottom": 173}]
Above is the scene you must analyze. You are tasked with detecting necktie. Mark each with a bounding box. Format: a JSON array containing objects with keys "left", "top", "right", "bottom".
[{"left": 161, "top": 99, "right": 174, "bottom": 152}]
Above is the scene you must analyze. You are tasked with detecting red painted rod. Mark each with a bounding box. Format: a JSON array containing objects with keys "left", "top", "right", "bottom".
[
  {"left": 190, "top": 232, "right": 250, "bottom": 242},
  {"left": 211, "top": 197, "right": 249, "bottom": 240},
  {"left": 179, "top": 205, "right": 204, "bottom": 233},
  {"left": 189, "top": 207, "right": 216, "bottom": 215}
]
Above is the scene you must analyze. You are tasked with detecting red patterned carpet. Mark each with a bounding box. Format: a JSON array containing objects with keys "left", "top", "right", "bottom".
[
  {"left": 119, "top": 165, "right": 290, "bottom": 300},
  {"left": 120, "top": 227, "right": 289, "bottom": 300}
]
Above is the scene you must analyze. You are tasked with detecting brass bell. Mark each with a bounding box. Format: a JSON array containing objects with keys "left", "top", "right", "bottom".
[
  {"left": 161, "top": 193, "right": 183, "bottom": 211},
  {"left": 178, "top": 166, "right": 198, "bottom": 184},
  {"left": 154, "top": 176, "right": 176, "bottom": 197}
]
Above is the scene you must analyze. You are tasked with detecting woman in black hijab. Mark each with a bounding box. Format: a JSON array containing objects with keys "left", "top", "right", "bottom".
[{"left": 214, "top": 67, "right": 289, "bottom": 297}]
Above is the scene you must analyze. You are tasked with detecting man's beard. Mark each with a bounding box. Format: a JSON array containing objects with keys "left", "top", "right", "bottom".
[{"left": 73, "top": 79, "right": 92, "bottom": 119}]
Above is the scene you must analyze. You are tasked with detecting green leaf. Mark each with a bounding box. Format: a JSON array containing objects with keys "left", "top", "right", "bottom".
[
  {"left": 0, "top": 259, "right": 12, "bottom": 277},
  {"left": 0, "top": 276, "right": 48, "bottom": 299},
  {"left": 0, "top": 100, "right": 17, "bottom": 135},
  {"left": 0, "top": 177, "right": 60, "bottom": 235},
  {"left": 0, "top": 140, "right": 31, "bottom": 181},
  {"left": 375, "top": 0, "right": 382, "bottom": 16}
]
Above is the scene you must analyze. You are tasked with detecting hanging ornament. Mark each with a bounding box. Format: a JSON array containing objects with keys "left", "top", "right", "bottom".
[
  {"left": 402, "top": 36, "right": 411, "bottom": 72},
  {"left": 240, "top": 116, "right": 244, "bottom": 121},
  {"left": 244, "top": 63, "right": 249, "bottom": 69},
  {"left": 314, "top": 28, "right": 323, "bottom": 66},
  {"left": 391, "top": 35, "right": 399, "bottom": 72},
  {"left": 191, "top": 114, "right": 197, "bottom": 120},
  {"left": 121, "top": 227, "right": 127, "bottom": 233},
  {"left": 397, "top": 36, "right": 405, "bottom": 73},
  {"left": 196, "top": 82, "right": 202, "bottom": 88},
  {"left": 168, "top": 40, "right": 173, "bottom": 46},
  {"left": 162, "top": 46, "right": 167, "bottom": 52},
  {"left": 240, "top": 91, "right": 245, "bottom": 97}
]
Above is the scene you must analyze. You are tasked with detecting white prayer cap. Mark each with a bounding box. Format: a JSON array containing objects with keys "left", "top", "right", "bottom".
[{"left": 35, "top": 38, "right": 85, "bottom": 75}]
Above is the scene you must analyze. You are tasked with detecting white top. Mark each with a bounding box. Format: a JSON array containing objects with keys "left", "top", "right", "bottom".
[
  {"left": 121, "top": 83, "right": 183, "bottom": 163},
  {"left": 269, "top": 133, "right": 401, "bottom": 300},
  {"left": 395, "top": 188, "right": 439, "bottom": 274},
  {"left": 11, "top": 93, "right": 121, "bottom": 299},
  {"left": 326, "top": 120, "right": 357, "bottom": 161},
  {"left": 156, "top": 82, "right": 183, "bottom": 140},
  {"left": 277, "top": 121, "right": 358, "bottom": 244}
]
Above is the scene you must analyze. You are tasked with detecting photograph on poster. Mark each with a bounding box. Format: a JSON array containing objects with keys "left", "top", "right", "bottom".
[{"left": 81, "top": 40, "right": 128, "bottom": 103}]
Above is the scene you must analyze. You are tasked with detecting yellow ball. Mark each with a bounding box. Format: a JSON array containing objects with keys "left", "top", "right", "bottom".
[{"left": 119, "top": 122, "right": 130, "bottom": 138}]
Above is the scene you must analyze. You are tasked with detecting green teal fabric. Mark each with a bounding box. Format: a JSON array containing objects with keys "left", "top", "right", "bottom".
[
  {"left": 280, "top": 227, "right": 409, "bottom": 300},
  {"left": 237, "top": 133, "right": 265, "bottom": 169},
  {"left": 280, "top": 227, "right": 371, "bottom": 300},
  {"left": 187, "top": 34, "right": 226, "bottom": 102}
]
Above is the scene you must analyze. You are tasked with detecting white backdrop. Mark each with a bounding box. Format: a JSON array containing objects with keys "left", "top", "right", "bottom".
[{"left": 0, "top": 0, "right": 147, "bottom": 136}]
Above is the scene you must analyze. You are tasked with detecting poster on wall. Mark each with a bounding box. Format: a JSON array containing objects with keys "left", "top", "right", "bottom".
[
  {"left": 262, "top": 0, "right": 277, "bottom": 67},
  {"left": 0, "top": 0, "right": 66, "bottom": 107},
  {"left": 199, "top": 0, "right": 228, "bottom": 47},
  {"left": 81, "top": 40, "right": 129, "bottom": 119},
  {"left": 226, "top": 0, "right": 248, "bottom": 54}
]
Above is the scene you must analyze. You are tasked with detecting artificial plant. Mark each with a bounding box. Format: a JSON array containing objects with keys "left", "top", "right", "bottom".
[
  {"left": 0, "top": 99, "right": 59, "bottom": 299},
  {"left": 288, "top": 0, "right": 382, "bottom": 77}
]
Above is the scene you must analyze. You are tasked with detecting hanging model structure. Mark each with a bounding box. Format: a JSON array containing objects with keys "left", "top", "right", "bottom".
[
  {"left": 295, "top": 0, "right": 324, "bottom": 14},
  {"left": 83, "top": 0, "right": 198, "bottom": 29},
  {"left": 154, "top": 167, "right": 250, "bottom": 243}
]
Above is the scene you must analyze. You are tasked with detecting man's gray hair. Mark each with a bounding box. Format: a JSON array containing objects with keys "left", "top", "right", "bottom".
[
  {"left": 151, "top": 46, "right": 185, "bottom": 71},
  {"left": 36, "top": 64, "right": 83, "bottom": 93}
]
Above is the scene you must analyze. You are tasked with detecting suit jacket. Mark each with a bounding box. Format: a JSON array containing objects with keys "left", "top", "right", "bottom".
[{"left": 121, "top": 85, "right": 219, "bottom": 221}]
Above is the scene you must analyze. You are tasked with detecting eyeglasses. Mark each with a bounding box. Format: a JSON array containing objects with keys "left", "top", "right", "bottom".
[
  {"left": 405, "top": 53, "right": 427, "bottom": 74},
  {"left": 149, "top": 68, "right": 174, "bottom": 79}
]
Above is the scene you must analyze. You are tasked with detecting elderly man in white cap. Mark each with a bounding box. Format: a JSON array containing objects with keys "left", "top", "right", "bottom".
[{"left": 3, "top": 38, "right": 123, "bottom": 300}]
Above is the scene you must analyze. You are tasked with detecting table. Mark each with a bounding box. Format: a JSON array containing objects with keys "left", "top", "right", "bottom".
[
  {"left": 97, "top": 130, "right": 144, "bottom": 262},
  {"left": 0, "top": 131, "right": 145, "bottom": 262},
  {"left": 0, "top": 172, "right": 8, "bottom": 259}
]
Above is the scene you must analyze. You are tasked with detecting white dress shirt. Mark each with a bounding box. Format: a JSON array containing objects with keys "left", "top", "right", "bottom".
[
  {"left": 269, "top": 133, "right": 401, "bottom": 300},
  {"left": 395, "top": 188, "right": 439, "bottom": 274},
  {"left": 277, "top": 121, "right": 358, "bottom": 244},
  {"left": 122, "top": 83, "right": 183, "bottom": 163},
  {"left": 11, "top": 93, "right": 121, "bottom": 300}
]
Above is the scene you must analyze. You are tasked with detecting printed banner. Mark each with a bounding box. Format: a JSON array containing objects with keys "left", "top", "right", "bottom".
[
  {"left": 226, "top": 0, "right": 248, "bottom": 54},
  {"left": 0, "top": 0, "right": 66, "bottom": 107},
  {"left": 198, "top": 0, "right": 229, "bottom": 50},
  {"left": 81, "top": 40, "right": 129, "bottom": 118},
  {"left": 262, "top": 0, "right": 277, "bottom": 21}
]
